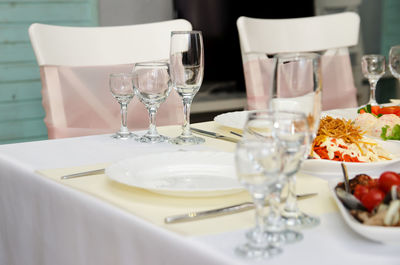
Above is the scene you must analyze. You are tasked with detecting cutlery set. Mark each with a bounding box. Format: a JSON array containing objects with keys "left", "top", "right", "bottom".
[
  {"left": 190, "top": 127, "right": 240, "bottom": 143},
  {"left": 60, "top": 167, "right": 318, "bottom": 223}
]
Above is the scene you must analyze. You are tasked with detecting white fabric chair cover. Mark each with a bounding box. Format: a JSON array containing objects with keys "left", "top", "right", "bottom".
[
  {"left": 29, "top": 20, "right": 192, "bottom": 138},
  {"left": 237, "top": 13, "right": 360, "bottom": 110},
  {"left": 39, "top": 64, "right": 182, "bottom": 139}
]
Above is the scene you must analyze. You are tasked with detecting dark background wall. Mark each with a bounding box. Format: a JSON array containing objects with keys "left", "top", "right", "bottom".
[{"left": 173, "top": 0, "right": 315, "bottom": 93}]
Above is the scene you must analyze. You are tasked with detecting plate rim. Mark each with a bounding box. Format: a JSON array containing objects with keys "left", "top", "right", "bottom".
[{"left": 105, "top": 151, "right": 243, "bottom": 197}]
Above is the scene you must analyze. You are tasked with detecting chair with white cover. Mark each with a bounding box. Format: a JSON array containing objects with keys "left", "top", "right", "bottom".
[
  {"left": 29, "top": 19, "right": 192, "bottom": 139},
  {"left": 236, "top": 12, "right": 360, "bottom": 110}
]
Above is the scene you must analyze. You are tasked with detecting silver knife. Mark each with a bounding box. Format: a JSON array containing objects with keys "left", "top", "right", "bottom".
[
  {"left": 164, "top": 192, "right": 317, "bottom": 224},
  {"left": 60, "top": 168, "right": 105, "bottom": 180},
  {"left": 191, "top": 127, "right": 239, "bottom": 143}
]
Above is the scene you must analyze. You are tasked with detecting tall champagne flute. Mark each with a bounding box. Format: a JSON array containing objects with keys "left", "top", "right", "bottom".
[
  {"left": 169, "top": 31, "right": 205, "bottom": 145},
  {"left": 109, "top": 73, "right": 136, "bottom": 140},
  {"left": 389, "top": 46, "right": 400, "bottom": 83},
  {"left": 235, "top": 111, "right": 284, "bottom": 259},
  {"left": 361, "top": 54, "right": 385, "bottom": 106},
  {"left": 272, "top": 52, "right": 322, "bottom": 228},
  {"left": 133, "top": 62, "right": 171, "bottom": 143}
]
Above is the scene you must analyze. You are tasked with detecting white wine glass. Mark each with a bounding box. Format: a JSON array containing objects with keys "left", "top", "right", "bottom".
[
  {"left": 389, "top": 45, "right": 400, "bottom": 83},
  {"left": 234, "top": 110, "right": 284, "bottom": 259},
  {"left": 133, "top": 62, "right": 171, "bottom": 143},
  {"left": 361, "top": 54, "right": 385, "bottom": 106},
  {"left": 109, "top": 73, "right": 137, "bottom": 140},
  {"left": 169, "top": 31, "right": 205, "bottom": 145},
  {"left": 272, "top": 52, "right": 321, "bottom": 229}
]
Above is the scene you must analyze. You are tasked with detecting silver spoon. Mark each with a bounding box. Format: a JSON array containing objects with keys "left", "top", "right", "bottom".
[{"left": 336, "top": 163, "right": 366, "bottom": 210}]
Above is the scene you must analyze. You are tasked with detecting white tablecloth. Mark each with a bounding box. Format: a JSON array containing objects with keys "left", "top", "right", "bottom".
[{"left": 0, "top": 126, "right": 399, "bottom": 265}]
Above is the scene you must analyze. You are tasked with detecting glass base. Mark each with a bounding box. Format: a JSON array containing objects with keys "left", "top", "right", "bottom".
[
  {"left": 170, "top": 134, "right": 205, "bottom": 145},
  {"left": 282, "top": 212, "right": 320, "bottom": 229},
  {"left": 139, "top": 134, "right": 169, "bottom": 144},
  {"left": 111, "top": 131, "right": 137, "bottom": 140},
  {"left": 235, "top": 243, "right": 282, "bottom": 259},
  {"left": 247, "top": 228, "right": 302, "bottom": 246},
  {"left": 276, "top": 229, "right": 303, "bottom": 244}
]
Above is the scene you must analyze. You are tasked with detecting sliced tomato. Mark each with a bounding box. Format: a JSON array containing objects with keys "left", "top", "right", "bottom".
[
  {"left": 378, "top": 106, "right": 400, "bottom": 116},
  {"left": 371, "top": 106, "right": 381, "bottom": 115}
]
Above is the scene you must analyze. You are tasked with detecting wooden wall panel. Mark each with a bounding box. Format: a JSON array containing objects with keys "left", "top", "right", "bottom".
[{"left": 0, "top": 0, "right": 98, "bottom": 144}]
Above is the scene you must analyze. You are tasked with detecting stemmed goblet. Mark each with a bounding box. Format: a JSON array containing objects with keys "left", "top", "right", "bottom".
[
  {"left": 133, "top": 62, "right": 171, "bottom": 143},
  {"left": 264, "top": 111, "right": 309, "bottom": 244},
  {"left": 361, "top": 54, "right": 385, "bottom": 106},
  {"left": 169, "top": 31, "right": 205, "bottom": 145},
  {"left": 389, "top": 46, "right": 400, "bottom": 83},
  {"left": 234, "top": 110, "right": 284, "bottom": 259},
  {"left": 272, "top": 52, "right": 321, "bottom": 228},
  {"left": 109, "top": 73, "right": 136, "bottom": 140}
]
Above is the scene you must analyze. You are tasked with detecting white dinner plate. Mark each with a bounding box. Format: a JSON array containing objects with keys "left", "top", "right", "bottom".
[
  {"left": 328, "top": 178, "right": 400, "bottom": 245},
  {"left": 105, "top": 151, "right": 243, "bottom": 197},
  {"left": 303, "top": 107, "right": 400, "bottom": 178},
  {"left": 301, "top": 138, "right": 400, "bottom": 178},
  {"left": 322, "top": 107, "right": 358, "bottom": 120},
  {"left": 214, "top": 110, "right": 255, "bottom": 130},
  {"left": 213, "top": 107, "right": 358, "bottom": 130}
]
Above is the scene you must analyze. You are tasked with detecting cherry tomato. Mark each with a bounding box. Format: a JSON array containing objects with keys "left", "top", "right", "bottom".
[
  {"left": 353, "top": 184, "right": 369, "bottom": 201},
  {"left": 378, "top": 171, "right": 400, "bottom": 193},
  {"left": 367, "top": 178, "right": 379, "bottom": 189},
  {"left": 361, "top": 188, "right": 385, "bottom": 212},
  {"left": 378, "top": 106, "right": 400, "bottom": 116}
]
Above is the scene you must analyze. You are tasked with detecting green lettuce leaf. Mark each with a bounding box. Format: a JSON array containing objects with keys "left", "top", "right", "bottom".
[{"left": 381, "top": 124, "right": 400, "bottom": 140}]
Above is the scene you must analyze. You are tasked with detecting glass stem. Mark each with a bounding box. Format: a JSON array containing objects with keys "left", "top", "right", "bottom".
[
  {"left": 369, "top": 79, "right": 378, "bottom": 104},
  {"left": 253, "top": 194, "right": 267, "bottom": 244},
  {"left": 182, "top": 97, "right": 193, "bottom": 136},
  {"left": 119, "top": 102, "right": 129, "bottom": 133},
  {"left": 284, "top": 175, "right": 298, "bottom": 214},
  {"left": 265, "top": 189, "right": 283, "bottom": 232},
  {"left": 147, "top": 106, "right": 159, "bottom": 137}
]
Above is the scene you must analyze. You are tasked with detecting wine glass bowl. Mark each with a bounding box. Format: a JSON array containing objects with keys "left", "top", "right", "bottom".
[
  {"left": 133, "top": 61, "right": 171, "bottom": 143},
  {"left": 272, "top": 52, "right": 322, "bottom": 138},
  {"left": 109, "top": 73, "right": 136, "bottom": 140},
  {"left": 361, "top": 54, "right": 386, "bottom": 106},
  {"left": 169, "top": 31, "right": 205, "bottom": 145},
  {"left": 389, "top": 45, "right": 400, "bottom": 80}
]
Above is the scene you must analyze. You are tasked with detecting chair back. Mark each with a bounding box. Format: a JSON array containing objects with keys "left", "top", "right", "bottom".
[
  {"left": 29, "top": 19, "right": 192, "bottom": 138},
  {"left": 237, "top": 12, "right": 360, "bottom": 110}
]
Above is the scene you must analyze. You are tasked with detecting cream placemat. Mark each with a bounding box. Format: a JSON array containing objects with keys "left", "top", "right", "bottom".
[{"left": 36, "top": 121, "right": 338, "bottom": 236}]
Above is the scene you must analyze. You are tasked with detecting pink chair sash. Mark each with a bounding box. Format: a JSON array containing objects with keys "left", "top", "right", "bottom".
[
  {"left": 243, "top": 52, "right": 357, "bottom": 110},
  {"left": 40, "top": 64, "right": 183, "bottom": 139}
]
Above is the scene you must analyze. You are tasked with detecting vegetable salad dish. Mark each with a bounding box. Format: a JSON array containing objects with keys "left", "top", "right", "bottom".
[
  {"left": 356, "top": 105, "right": 400, "bottom": 140},
  {"left": 311, "top": 116, "right": 392, "bottom": 162}
]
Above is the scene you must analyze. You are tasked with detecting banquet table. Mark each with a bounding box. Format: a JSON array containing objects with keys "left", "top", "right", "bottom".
[{"left": 0, "top": 121, "right": 399, "bottom": 265}]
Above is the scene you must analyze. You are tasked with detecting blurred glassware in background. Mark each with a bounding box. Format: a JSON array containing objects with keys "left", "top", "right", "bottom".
[
  {"left": 133, "top": 61, "right": 172, "bottom": 143},
  {"left": 170, "top": 30, "right": 205, "bottom": 145},
  {"left": 361, "top": 54, "right": 385, "bottom": 106},
  {"left": 271, "top": 53, "right": 322, "bottom": 228},
  {"left": 109, "top": 73, "right": 137, "bottom": 140}
]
